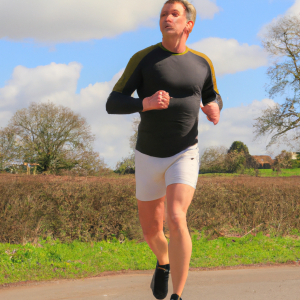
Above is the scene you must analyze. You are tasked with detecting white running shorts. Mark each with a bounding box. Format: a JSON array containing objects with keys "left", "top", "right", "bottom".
[{"left": 135, "top": 144, "right": 200, "bottom": 201}]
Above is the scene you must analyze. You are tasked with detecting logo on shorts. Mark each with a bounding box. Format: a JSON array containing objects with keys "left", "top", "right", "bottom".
[{"left": 191, "top": 158, "right": 194, "bottom": 160}]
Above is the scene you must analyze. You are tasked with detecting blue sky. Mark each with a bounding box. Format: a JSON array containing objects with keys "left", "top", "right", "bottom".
[{"left": 0, "top": 0, "right": 299, "bottom": 167}]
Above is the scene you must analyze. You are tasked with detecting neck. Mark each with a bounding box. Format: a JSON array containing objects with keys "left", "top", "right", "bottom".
[{"left": 161, "top": 34, "right": 188, "bottom": 53}]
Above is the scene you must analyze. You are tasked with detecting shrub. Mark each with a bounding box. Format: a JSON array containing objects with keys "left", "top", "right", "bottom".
[
  {"left": 273, "top": 150, "right": 293, "bottom": 170},
  {"left": 228, "top": 141, "right": 250, "bottom": 155},
  {"left": 200, "top": 143, "right": 259, "bottom": 174},
  {"left": 115, "top": 154, "right": 135, "bottom": 174},
  {"left": 0, "top": 174, "right": 299, "bottom": 243},
  {"left": 200, "top": 146, "right": 227, "bottom": 173},
  {"left": 224, "top": 151, "right": 247, "bottom": 173}
]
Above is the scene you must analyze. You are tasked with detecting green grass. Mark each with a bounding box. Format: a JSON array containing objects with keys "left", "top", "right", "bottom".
[
  {"left": 199, "top": 173, "right": 239, "bottom": 177},
  {"left": 1, "top": 233, "right": 300, "bottom": 285},
  {"left": 259, "top": 168, "right": 300, "bottom": 177},
  {"left": 199, "top": 168, "right": 300, "bottom": 177}
]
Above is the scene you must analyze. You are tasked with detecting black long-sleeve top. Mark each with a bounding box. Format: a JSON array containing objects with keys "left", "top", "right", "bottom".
[{"left": 106, "top": 42, "right": 222, "bottom": 158}]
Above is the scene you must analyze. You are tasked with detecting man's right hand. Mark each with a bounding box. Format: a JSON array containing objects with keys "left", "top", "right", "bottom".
[{"left": 142, "top": 91, "right": 171, "bottom": 112}]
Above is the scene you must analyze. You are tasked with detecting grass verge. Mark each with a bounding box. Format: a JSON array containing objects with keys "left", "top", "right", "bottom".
[
  {"left": 199, "top": 168, "right": 300, "bottom": 177},
  {"left": 1, "top": 233, "right": 300, "bottom": 286},
  {"left": 259, "top": 169, "right": 300, "bottom": 177}
]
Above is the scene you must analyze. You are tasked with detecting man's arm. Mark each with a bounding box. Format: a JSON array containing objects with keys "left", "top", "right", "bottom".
[
  {"left": 106, "top": 92, "right": 143, "bottom": 114},
  {"left": 200, "top": 101, "right": 220, "bottom": 125},
  {"left": 201, "top": 57, "right": 223, "bottom": 125},
  {"left": 106, "top": 90, "right": 171, "bottom": 114},
  {"left": 106, "top": 44, "right": 170, "bottom": 115},
  {"left": 106, "top": 52, "right": 144, "bottom": 115}
]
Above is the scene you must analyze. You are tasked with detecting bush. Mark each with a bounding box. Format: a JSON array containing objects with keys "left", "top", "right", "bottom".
[
  {"left": 228, "top": 141, "right": 250, "bottom": 155},
  {"left": 115, "top": 154, "right": 135, "bottom": 174},
  {"left": 0, "top": 174, "right": 299, "bottom": 243},
  {"left": 200, "top": 146, "right": 227, "bottom": 173},
  {"left": 224, "top": 151, "right": 247, "bottom": 173},
  {"left": 200, "top": 143, "right": 259, "bottom": 174},
  {"left": 273, "top": 150, "right": 293, "bottom": 170}
]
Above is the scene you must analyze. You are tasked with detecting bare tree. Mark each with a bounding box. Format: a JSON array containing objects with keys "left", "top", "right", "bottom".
[
  {"left": 254, "top": 15, "right": 300, "bottom": 148},
  {"left": 115, "top": 117, "right": 140, "bottom": 174},
  {"left": 273, "top": 150, "right": 293, "bottom": 170},
  {"left": 0, "top": 127, "right": 20, "bottom": 170},
  {"left": 2, "top": 101, "right": 106, "bottom": 174},
  {"left": 200, "top": 146, "right": 228, "bottom": 173},
  {"left": 129, "top": 117, "right": 140, "bottom": 152}
]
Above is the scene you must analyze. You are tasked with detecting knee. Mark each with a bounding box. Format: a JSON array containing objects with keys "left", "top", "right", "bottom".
[
  {"left": 167, "top": 212, "right": 187, "bottom": 232},
  {"left": 142, "top": 222, "right": 162, "bottom": 242}
]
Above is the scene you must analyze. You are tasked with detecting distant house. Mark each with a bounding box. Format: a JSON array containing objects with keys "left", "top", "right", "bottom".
[
  {"left": 252, "top": 155, "right": 274, "bottom": 169},
  {"left": 291, "top": 152, "right": 300, "bottom": 160}
]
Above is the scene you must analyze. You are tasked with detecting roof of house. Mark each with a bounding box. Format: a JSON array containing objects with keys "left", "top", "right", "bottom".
[{"left": 252, "top": 155, "right": 274, "bottom": 165}]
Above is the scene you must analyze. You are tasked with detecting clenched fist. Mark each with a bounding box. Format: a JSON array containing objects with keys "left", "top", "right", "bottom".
[
  {"left": 200, "top": 101, "right": 220, "bottom": 125},
  {"left": 142, "top": 90, "right": 171, "bottom": 112}
]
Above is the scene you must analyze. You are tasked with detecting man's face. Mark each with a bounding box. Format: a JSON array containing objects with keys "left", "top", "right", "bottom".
[{"left": 160, "top": 2, "right": 189, "bottom": 37}]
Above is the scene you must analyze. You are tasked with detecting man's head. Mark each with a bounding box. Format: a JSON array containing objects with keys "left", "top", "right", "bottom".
[{"left": 160, "top": 0, "right": 196, "bottom": 37}]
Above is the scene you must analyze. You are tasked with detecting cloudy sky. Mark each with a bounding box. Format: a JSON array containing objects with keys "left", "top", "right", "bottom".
[{"left": 0, "top": 0, "right": 299, "bottom": 168}]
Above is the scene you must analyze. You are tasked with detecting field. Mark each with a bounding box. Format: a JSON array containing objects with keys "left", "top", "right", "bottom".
[
  {"left": 199, "top": 168, "right": 300, "bottom": 177},
  {"left": 260, "top": 168, "right": 300, "bottom": 177},
  {"left": 0, "top": 173, "right": 300, "bottom": 285}
]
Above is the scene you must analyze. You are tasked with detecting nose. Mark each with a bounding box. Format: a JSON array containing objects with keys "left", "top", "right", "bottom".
[{"left": 165, "top": 14, "right": 173, "bottom": 22}]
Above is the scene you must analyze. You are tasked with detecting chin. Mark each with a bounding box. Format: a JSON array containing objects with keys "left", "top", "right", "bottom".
[{"left": 164, "top": 30, "right": 176, "bottom": 35}]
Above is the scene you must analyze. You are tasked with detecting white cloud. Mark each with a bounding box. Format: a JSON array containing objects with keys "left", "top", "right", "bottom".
[
  {"left": 189, "top": 38, "right": 268, "bottom": 76},
  {"left": 259, "top": 0, "right": 300, "bottom": 37},
  {"left": 193, "top": 0, "right": 221, "bottom": 20},
  {"left": 0, "top": 62, "right": 82, "bottom": 108},
  {"left": 0, "top": 111, "right": 13, "bottom": 129},
  {"left": 198, "top": 99, "right": 280, "bottom": 157},
  {"left": 0, "top": 63, "right": 134, "bottom": 168},
  {"left": 287, "top": 0, "right": 300, "bottom": 16},
  {"left": 0, "top": 0, "right": 221, "bottom": 43},
  {"left": 0, "top": 62, "right": 283, "bottom": 169}
]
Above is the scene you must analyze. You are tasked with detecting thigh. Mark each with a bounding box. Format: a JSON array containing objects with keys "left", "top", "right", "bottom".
[
  {"left": 135, "top": 150, "right": 166, "bottom": 201},
  {"left": 166, "top": 183, "right": 195, "bottom": 219},
  {"left": 137, "top": 197, "right": 166, "bottom": 235},
  {"left": 165, "top": 145, "right": 199, "bottom": 190}
]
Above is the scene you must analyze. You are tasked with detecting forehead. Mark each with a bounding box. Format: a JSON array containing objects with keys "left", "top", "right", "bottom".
[{"left": 161, "top": 2, "right": 186, "bottom": 13}]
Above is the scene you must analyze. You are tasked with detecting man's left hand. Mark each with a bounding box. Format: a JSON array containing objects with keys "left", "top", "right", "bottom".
[{"left": 200, "top": 102, "right": 220, "bottom": 125}]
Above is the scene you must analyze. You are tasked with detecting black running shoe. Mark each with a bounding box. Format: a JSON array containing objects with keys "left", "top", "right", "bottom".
[
  {"left": 170, "top": 294, "right": 182, "bottom": 300},
  {"left": 150, "top": 260, "right": 170, "bottom": 299}
]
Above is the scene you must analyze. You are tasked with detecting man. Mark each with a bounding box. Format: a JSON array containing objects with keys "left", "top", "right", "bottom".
[{"left": 106, "top": 1, "right": 222, "bottom": 299}]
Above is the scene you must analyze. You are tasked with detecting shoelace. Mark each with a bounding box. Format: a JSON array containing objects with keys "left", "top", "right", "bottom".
[{"left": 157, "top": 266, "right": 169, "bottom": 273}]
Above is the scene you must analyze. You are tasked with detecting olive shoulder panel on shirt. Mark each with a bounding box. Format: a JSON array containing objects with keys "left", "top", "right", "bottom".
[
  {"left": 113, "top": 44, "right": 160, "bottom": 94},
  {"left": 187, "top": 48, "right": 220, "bottom": 95}
]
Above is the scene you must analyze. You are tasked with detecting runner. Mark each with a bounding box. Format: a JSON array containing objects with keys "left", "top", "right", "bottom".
[{"left": 106, "top": 1, "right": 222, "bottom": 299}]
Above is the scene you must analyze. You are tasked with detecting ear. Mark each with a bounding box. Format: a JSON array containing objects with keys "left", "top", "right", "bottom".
[{"left": 186, "top": 20, "right": 194, "bottom": 33}]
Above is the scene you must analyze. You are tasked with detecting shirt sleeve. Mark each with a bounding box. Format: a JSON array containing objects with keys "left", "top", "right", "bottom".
[
  {"left": 106, "top": 44, "right": 158, "bottom": 115},
  {"left": 106, "top": 54, "right": 143, "bottom": 114},
  {"left": 201, "top": 57, "right": 223, "bottom": 111}
]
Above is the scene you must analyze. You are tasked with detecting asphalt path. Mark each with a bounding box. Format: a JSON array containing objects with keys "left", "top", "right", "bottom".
[{"left": 1, "top": 266, "right": 300, "bottom": 300}]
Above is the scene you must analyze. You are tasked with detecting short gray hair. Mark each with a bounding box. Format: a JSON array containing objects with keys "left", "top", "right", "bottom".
[{"left": 163, "top": 0, "right": 197, "bottom": 24}]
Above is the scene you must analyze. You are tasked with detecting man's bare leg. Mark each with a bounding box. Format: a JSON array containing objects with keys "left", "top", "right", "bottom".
[
  {"left": 137, "top": 197, "right": 169, "bottom": 265},
  {"left": 167, "top": 183, "right": 195, "bottom": 297}
]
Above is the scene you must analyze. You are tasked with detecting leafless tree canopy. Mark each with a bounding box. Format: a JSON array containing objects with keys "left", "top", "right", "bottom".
[
  {"left": 0, "top": 102, "right": 107, "bottom": 174},
  {"left": 200, "top": 146, "right": 228, "bottom": 173},
  {"left": 115, "top": 117, "right": 140, "bottom": 174},
  {"left": 129, "top": 117, "right": 140, "bottom": 152},
  {"left": 254, "top": 15, "right": 300, "bottom": 148},
  {"left": 0, "top": 127, "right": 20, "bottom": 169},
  {"left": 273, "top": 150, "right": 293, "bottom": 170}
]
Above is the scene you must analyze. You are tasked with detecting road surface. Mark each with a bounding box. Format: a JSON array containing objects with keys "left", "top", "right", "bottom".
[{"left": 1, "top": 265, "right": 300, "bottom": 300}]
